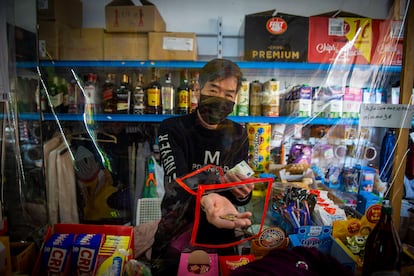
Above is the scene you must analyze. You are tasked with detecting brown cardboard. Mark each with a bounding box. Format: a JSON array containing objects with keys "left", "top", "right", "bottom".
[
  {"left": 308, "top": 11, "right": 375, "bottom": 64},
  {"left": 0, "top": 236, "right": 12, "bottom": 276},
  {"left": 10, "top": 242, "right": 36, "bottom": 274},
  {"left": 38, "top": 20, "right": 70, "bottom": 60},
  {"left": 60, "top": 28, "right": 104, "bottom": 60},
  {"left": 104, "top": 32, "right": 148, "bottom": 60},
  {"left": 105, "top": 4, "right": 166, "bottom": 33},
  {"left": 37, "top": 0, "right": 82, "bottom": 28},
  {"left": 148, "top": 32, "right": 197, "bottom": 61}
]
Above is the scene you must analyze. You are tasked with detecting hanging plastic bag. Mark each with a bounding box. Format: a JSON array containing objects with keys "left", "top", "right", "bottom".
[
  {"left": 143, "top": 156, "right": 159, "bottom": 198},
  {"left": 176, "top": 164, "right": 273, "bottom": 249}
]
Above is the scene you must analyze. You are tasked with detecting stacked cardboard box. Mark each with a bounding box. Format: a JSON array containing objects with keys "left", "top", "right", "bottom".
[
  {"left": 104, "top": 0, "right": 197, "bottom": 61},
  {"left": 37, "top": 0, "right": 83, "bottom": 60},
  {"left": 242, "top": 10, "right": 308, "bottom": 62},
  {"left": 241, "top": 10, "right": 404, "bottom": 67}
]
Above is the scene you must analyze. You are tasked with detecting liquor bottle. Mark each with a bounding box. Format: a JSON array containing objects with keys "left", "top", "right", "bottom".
[
  {"left": 189, "top": 71, "right": 200, "bottom": 113},
  {"left": 60, "top": 77, "right": 69, "bottom": 113},
  {"left": 161, "top": 72, "right": 175, "bottom": 114},
  {"left": 145, "top": 68, "right": 162, "bottom": 114},
  {"left": 84, "top": 73, "right": 100, "bottom": 114},
  {"left": 132, "top": 73, "right": 145, "bottom": 114},
  {"left": 39, "top": 84, "right": 49, "bottom": 113},
  {"left": 362, "top": 203, "right": 402, "bottom": 275},
  {"left": 67, "top": 78, "right": 78, "bottom": 114},
  {"left": 176, "top": 69, "right": 190, "bottom": 115},
  {"left": 49, "top": 76, "right": 63, "bottom": 112},
  {"left": 116, "top": 74, "right": 132, "bottom": 114},
  {"left": 102, "top": 73, "right": 117, "bottom": 114}
]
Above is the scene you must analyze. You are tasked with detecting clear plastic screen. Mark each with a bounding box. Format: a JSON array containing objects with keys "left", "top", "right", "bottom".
[{"left": 2, "top": 0, "right": 412, "bottom": 255}]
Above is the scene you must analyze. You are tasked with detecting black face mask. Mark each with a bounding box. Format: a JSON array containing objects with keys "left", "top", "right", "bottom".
[{"left": 198, "top": 95, "right": 235, "bottom": 125}]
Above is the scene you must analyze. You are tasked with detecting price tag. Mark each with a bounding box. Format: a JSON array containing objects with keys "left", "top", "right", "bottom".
[{"left": 359, "top": 103, "right": 414, "bottom": 128}]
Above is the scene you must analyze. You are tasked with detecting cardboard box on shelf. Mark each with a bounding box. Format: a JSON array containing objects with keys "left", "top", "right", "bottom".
[
  {"left": 38, "top": 20, "right": 70, "bottom": 60},
  {"left": 11, "top": 25, "right": 37, "bottom": 62},
  {"left": 32, "top": 223, "right": 134, "bottom": 275},
  {"left": 104, "top": 32, "right": 148, "bottom": 60},
  {"left": 105, "top": 0, "right": 166, "bottom": 33},
  {"left": 0, "top": 236, "right": 12, "bottom": 276},
  {"left": 37, "top": 0, "right": 82, "bottom": 28},
  {"left": 148, "top": 32, "right": 197, "bottom": 61},
  {"left": 308, "top": 12, "right": 374, "bottom": 64},
  {"left": 371, "top": 19, "right": 404, "bottom": 66},
  {"left": 289, "top": 226, "right": 333, "bottom": 254},
  {"left": 60, "top": 28, "right": 104, "bottom": 60},
  {"left": 10, "top": 242, "right": 36, "bottom": 274},
  {"left": 242, "top": 10, "right": 308, "bottom": 62}
]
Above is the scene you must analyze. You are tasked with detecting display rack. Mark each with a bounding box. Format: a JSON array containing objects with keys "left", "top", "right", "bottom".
[{"left": 15, "top": 60, "right": 402, "bottom": 125}]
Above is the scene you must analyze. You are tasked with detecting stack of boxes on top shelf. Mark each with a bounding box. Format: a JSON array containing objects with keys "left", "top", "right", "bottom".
[
  {"left": 242, "top": 9, "right": 404, "bottom": 119},
  {"left": 37, "top": 0, "right": 198, "bottom": 61}
]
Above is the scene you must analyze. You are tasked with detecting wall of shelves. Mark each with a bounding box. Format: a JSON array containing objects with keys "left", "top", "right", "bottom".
[
  {"left": 16, "top": 60, "right": 402, "bottom": 125},
  {"left": 16, "top": 60, "right": 402, "bottom": 72}
]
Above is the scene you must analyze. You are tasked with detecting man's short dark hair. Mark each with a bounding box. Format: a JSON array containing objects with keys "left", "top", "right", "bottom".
[{"left": 199, "top": 58, "right": 243, "bottom": 92}]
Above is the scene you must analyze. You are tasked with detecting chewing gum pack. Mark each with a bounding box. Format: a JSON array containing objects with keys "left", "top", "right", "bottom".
[
  {"left": 94, "top": 235, "right": 131, "bottom": 275},
  {"left": 71, "top": 233, "right": 104, "bottom": 275},
  {"left": 40, "top": 233, "right": 75, "bottom": 275}
]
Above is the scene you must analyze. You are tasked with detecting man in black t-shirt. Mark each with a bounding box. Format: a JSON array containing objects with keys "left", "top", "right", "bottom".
[{"left": 151, "top": 59, "right": 255, "bottom": 275}]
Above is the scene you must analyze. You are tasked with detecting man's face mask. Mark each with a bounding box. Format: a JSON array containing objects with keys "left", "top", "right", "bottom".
[{"left": 198, "top": 95, "right": 235, "bottom": 125}]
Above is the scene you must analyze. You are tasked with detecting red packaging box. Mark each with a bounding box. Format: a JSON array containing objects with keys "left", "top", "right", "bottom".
[
  {"left": 308, "top": 13, "right": 374, "bottom": 64},
  {"left": 32, "top": 224, "right": 134, "bottom": 275},
  {"left": 219, "top": 255, "right": 255, "bottom": 276},
  {"left": 371, "top": 19, "right": 404, "bottom": 66}
]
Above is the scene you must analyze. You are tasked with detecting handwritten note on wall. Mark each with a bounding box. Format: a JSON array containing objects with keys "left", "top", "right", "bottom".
[{"left": 359, "top": 104, "right": 414, "bottom": 128}]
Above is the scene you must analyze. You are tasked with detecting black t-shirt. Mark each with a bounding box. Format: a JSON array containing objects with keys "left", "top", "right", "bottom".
[{"left": 153, "top": 111, "right": 249, "bottom": 257}]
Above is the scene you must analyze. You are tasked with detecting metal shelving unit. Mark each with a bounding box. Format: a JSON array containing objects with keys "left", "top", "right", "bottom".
[
  {"left": 16, "top": 60, "right": 402, "bottom": 73},
  {"left": 15, "top": 60, "right": 401, "bottom": 125},
  {"left": 17, "top": 112, "right": 360, "bottom": 125}
]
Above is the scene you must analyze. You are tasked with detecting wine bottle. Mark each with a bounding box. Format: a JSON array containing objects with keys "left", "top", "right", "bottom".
[
  {"left": 145, "top": 68, "right": 162, "bottom": 114},
  {"left": 189, "top": 71, "right": 200, "bottom": 113},
  {"left": 161, "top": 72, "right": 175, "bottom": 114},
  {"left": 362, "top": 203, "right": 402, "bottom": 275},
  {"left": 176, "top": 69, "right": 190, "bottom": 115},
  {"left": 133, "top": 73, "right": 145, "bottom": 114},
  {"left": 102, "top": 73, "right": 117, "bottom": 114},
  {"left": 117, "top": 74, "right": 132, "bottom": 114}
]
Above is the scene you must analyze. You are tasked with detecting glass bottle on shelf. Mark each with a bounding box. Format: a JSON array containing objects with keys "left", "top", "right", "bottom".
[
  {"left": 161, "top": 72, "right": 175, "bottom": 114},
  {"left": 133, "top": 73, "right": 145, "bottom": 115},
  {"left": 39, "top": 81, "right": 50, "bottom": 113},
  {"left": 176, "top": 69, "right": 190, "bottom": 115},
  {"left": 116, "top": 74, "right": 132, "bottom": 114},
  {"left": 189, "top": 71, "right": 200, "bottom": 113},
  {"left": 84, "top": 73, "right": 100, "bottom": 114},
  {"left": 362, "top": 203, "right": 402, "bottom": 275},
  {"left": 68, "top": 78, "right": 79, "bottom": 114},
  {"left": 102, "top": 73, "right": 117, "bottom": 114},
  {"left": 145, "top": 68, "right": 162, "bottom": 114},
  {"left": 60, "top": 77, "right": 69, "bottom": 113},
  {"left": 49, "top": 76, "right": 63, "bottom": 113}
]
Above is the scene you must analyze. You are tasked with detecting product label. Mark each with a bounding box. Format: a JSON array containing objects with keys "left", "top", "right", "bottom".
[
  {"left": 147, "top": 88, "right": 161, "bottom": 107},
  {"left": 177, "top": 89, "right": 189, "bottom": 108},
  {"left": 266, "top": 17, "right": 288, "bottom": 35},
  {"left": 161, "top": 87, "right": 174, "bottom": 110}
]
